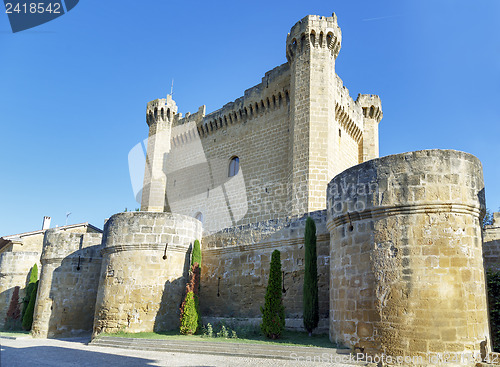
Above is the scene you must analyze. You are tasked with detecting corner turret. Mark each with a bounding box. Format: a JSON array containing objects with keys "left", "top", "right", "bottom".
[
  {"left": 146, "top": 94, "right": 178, "bottom": 126},
  {"left": 356, "top": 94, "right": 383, "bottom": 162},
  {"left": 141, "top": 94, "right": 177, "bottom": 212},
  {"left": 286, "top": 13, "right": 342, "bottom": 63}
]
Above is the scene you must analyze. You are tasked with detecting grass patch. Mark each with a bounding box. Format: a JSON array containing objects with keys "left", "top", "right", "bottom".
[
  {"left": 102, "top": 328, "right": 337, "bottom": 349},
  {"left": 0, "top": 330, "right": 30, "bottom": 338}
]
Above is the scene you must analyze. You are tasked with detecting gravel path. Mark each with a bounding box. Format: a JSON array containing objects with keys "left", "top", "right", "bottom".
[{"left": 1, "top": 337, "right": 361, "bottom": 367}]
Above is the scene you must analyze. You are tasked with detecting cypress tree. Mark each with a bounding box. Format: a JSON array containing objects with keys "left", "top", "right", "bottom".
[
  {"left": 180, "top": 238, "right": 202, "bottom": 335},
  {"left": 303, "top": 217, "right": 319, "bottom": 336},
  {"left": 28, "top": 264, "right": 38, "bottom": 284},
  {"left": 191, "top": 240, "right": 201, "bottom": 269},
  {"left": 22, "top": 280, "right": 38, "bottom": 331},
  {"left": 261, "top": 250, "right": 285, "bottom": 339},
  {"left": 21, "top": 264, "right": 38, "bottom": 322}
]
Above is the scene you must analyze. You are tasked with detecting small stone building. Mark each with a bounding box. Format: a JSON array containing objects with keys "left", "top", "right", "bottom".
[{"left": 0, "top": 220, "right": 101, "bottom": 329}]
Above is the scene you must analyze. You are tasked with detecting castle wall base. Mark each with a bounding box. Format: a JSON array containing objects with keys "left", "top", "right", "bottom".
[{"left": 202, "top": 316, "right": 329, "bottom": 334}]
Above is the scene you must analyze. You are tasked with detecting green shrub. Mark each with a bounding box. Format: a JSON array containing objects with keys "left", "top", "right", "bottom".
[
  {"left": 260, "top": 250, "right": 285, "bottom": 339},
  {"left": 202, "top": 323, "right": 213, "bottom": 338},
  {"left": 191, "top": 239, "right": 201, "bottom": 269},
  {"left": 22, "top": 280, "right": 38, "bottom": 331},
  {"left": 217, "top": 325, "right": 229, "bottom": 338},
  {"left": 28, "top": 264, "right": 38, "bottom": 284},
  {"left": 179, "top": 291, "right": 199, "bottom": 335},
  {"left": 179, "top": 263, "right": 201, "bottom": 335},
  {"left": 21, "top": 264, "right": 38, "bottom": 323},
  {"left": 4, "top": 286, "right": 22, "bottom": 331},
  {"left": 303, "top": 217, "right": 319, "bottom": 335}
]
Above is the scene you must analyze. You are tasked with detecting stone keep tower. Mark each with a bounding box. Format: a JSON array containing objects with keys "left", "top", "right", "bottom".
[
  {"left": 286, "top": 14, "right": 342, "bottom": 216},
  {"left": 138, "top": 13, "right": 382, "bottom": 226},
  {"left": 141, "top": 95, "right": 177, "bottom": 212}
]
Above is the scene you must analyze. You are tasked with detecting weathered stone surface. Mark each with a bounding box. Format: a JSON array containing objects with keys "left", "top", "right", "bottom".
[
  {"left": 92, "top": 212, "right": 202, "bottom": 337},
  {"left": 32, "top": 228, "right": 103, "bottom": 338},
  {"left": 0, "top": 223, "right": 100, "bottom": 330},
  {"left": 201, "top": 210, "right": 329, "bottom": 329},
  {"left": 327, "top": 149, "right": 489, "bottom": 363}
]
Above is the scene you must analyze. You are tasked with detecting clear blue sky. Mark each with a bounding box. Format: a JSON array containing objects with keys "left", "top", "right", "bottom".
[{"left": 1, "top": 1, "right": 499, "bottom": 235}]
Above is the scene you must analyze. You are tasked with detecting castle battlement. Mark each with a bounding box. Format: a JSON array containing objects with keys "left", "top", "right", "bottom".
[
  {"left": 286, "top": 13, "right": 342, "bottom": 62},
  {"left": 166, "top": 72, "right": 368, "bottom": 146}
]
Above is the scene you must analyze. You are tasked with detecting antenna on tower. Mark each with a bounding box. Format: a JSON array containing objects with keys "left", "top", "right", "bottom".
[{"left": 170, "top": 79, "right": 174, "bottom": 96}]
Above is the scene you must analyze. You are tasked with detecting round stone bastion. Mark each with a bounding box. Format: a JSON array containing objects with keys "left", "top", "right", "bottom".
[
  {"left": 32, "top": 228, "right": 103, "bottom": 338},
  {"left": 92, "top": 212, "right": 202, "bottom": 337},
  {"left": 326, "top": 150, "right": 489, "bottom": 363}
]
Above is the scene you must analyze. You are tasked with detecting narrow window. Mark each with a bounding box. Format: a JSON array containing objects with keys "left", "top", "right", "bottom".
[{"left": 228, "top": 157, "right": 239, "bottom": 177}]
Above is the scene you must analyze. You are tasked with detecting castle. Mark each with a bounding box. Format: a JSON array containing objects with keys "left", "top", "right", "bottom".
[{"left": 1, "top": 13, "right": 499, "bottom": 365}]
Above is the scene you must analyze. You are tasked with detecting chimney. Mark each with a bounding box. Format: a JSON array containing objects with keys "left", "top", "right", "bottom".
[{"left": 42, "top": 216, "right": 51, "bottom": 230}]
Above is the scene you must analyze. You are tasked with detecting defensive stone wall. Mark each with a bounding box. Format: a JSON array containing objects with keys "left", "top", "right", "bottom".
[
  {"left": 201, "top": 210, "right": 330, "bottom": 331},
  {"left": 0, "top": 251, "right": 39, "bottom": 329},
  {"left": 92, "top": 212, "right": 202, "bottom": 337},
  {"left": 483, "top": 212, "right": 500, "bottom": 271},
  {"left": 327, "top": 149, "right": 489, "bottom": 363},
  {"left": 32, "top": 228, "right": 103, "bottom": 338}
]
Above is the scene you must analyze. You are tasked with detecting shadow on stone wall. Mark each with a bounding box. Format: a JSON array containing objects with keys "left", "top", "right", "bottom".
[
  {"left": 37, "top": 244, "right": 102, "bottom": 338},
  {"left": 199, "top": 210, "right": 330, "bottom": 321},
  {"left": 0, "top": 287, "right": 18, "bottom": 329},
  {"left": 153, "top": 247, "right": 191, "bottom": 332}
]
